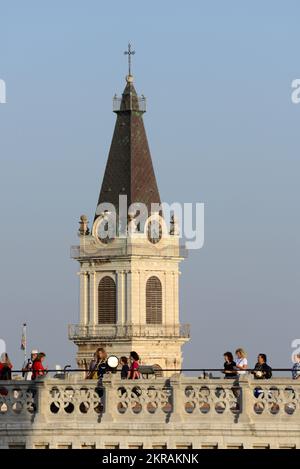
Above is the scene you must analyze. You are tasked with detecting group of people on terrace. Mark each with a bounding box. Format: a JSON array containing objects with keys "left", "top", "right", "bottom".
[
  {"left": 1, "top": 347, "right": 300, "bottom": 381},
  {"left": 223, "top": 349, "right": 273, "bottom": 379},
  {"left": 222, "top": 348, "right": 300, "bottom": 380},
  {"left": 86, "top": 348, "right": 140, "bottom": 381},
  {"left": 0, "top": 351, "right": 47, "bottom": 381}
]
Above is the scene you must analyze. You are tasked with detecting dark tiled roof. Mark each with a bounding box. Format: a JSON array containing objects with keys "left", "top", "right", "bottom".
[{"left": 95, "top": 79, "right": 161, "bottom": 219}]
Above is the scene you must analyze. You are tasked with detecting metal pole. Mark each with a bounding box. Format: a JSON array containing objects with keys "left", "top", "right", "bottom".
[
  {"left": 21, "top": 322, "right": 27, "bottom": 365},
  {"left": 24, "top": 323, "right": 27, "bottom": 364}
]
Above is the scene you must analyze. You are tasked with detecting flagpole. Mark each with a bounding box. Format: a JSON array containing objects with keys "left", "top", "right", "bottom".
[
  {"left": 21, "top": 323, "right": 27, "bottom": 364},
  {"left": 24, "top": 323, "right": 27, "bottom": 363}
]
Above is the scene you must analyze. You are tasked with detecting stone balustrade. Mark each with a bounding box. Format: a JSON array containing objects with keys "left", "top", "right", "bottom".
[
  {"left": 68, "top": 323, "right": 190, "bottom": 340},
  {"left": 1, "top": 374, "right": 300, "bottom": 449}
]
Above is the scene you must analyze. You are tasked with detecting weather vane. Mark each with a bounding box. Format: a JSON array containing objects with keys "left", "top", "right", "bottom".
[{"left": 124, "top": 43, "right": 135, "bottom": 76}]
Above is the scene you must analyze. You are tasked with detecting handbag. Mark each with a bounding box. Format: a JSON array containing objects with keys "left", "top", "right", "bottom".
[
  {"left": 89, "top": 361, "right": 104, "bottom": 380},
  {"left": 90, "top": 367, "right": 99, "bottom": 380}
]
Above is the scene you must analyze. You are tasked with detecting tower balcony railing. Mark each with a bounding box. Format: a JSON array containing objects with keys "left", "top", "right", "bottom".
[
  {"left": 70, "top": 243, "right": 188, "bottom": 259},
  {"left": 68, "top": 323, "right": 190, "bottom": 341},
  {"left": 113, "top": 95, "right": 146, "bottom": 112}
]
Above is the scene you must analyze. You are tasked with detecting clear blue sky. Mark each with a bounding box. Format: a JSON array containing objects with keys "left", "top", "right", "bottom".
[{"left": 1, "top": 1, "right": 300, "bottom": 370}]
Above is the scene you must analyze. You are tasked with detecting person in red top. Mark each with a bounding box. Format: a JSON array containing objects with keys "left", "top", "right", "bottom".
[
  {"left": 128, "top": 351, "right": 140, "bottom": 379},
  {"left": 0, "top": 353, "right": 13, "bottom": 380},
  {"left": 31, "top": 352, "right": 47, "bottom": 380}
]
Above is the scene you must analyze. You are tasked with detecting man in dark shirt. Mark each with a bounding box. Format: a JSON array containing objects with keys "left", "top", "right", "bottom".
[
  {"left": 120, "top": 356, "right": 130, "bottom": 379},
  {"left": 252, "top": 354, "right": 272, "bottom": 379}
]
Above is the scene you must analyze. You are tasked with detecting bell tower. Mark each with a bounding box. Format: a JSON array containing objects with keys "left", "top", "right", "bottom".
[{"left": 69, "top": 52, "right": 190, "bottom": 375}]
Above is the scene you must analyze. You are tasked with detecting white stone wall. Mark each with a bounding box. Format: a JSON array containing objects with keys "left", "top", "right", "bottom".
[{"left": 1, "top": 375, "right": 300, "bottom": 449}]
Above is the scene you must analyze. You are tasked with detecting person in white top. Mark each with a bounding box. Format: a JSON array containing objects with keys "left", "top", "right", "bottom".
[
  {"left": 22, "top": 349, "right": 38, "bottom": 380},
  {"left": 235, "top": 348, "right": 248, "bottom": 375}
]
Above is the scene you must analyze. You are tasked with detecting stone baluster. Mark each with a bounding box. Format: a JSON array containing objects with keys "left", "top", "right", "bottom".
[
  {"left": 34, "top": 380, "right": 48, "bottom": 424},
  {"left": 169, "top": 374, "right": 183, "bottom": 422},
  {"left": 101, "top": 374, "right": 118, "bottom": 423},
  {"left": 237, "top": 375, "right": 254, "bottom": 424}
]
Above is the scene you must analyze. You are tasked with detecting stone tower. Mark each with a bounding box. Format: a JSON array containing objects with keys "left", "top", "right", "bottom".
[{"left": 69, "top": 72, "right": 190, "bottom": 375}]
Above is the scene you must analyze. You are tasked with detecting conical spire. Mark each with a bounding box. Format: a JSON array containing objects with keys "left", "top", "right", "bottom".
[{"left": 95, "top": 75, "right": 161, "bottom": 219}]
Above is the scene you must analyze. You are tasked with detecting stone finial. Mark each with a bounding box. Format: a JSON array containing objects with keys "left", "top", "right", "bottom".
[
  {"left": 78, "top": 215, "right": 89, "bottom": 236},
  {"left": 128, "top": 213, "right": 138, "bottom": 235},
  {"left": 126, "top": 74, "right": 134, "bottom": 83}
]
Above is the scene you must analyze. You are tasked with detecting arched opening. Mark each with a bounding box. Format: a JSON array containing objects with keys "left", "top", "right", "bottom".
[
  {"left": 98, "top": 276, "right": 116, "bottom": 324},
  {"left": 146, "top": 276, "right": 162, "bottom": 324}
]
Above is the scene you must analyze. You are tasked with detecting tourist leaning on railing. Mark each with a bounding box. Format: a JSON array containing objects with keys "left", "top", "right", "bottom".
[{"left": 292, "top": 353, "right": 300, "bottom": 379}]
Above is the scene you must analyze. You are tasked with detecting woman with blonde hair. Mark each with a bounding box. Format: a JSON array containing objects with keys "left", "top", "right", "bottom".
[
  {"left": 86, "top": 351, "right": 98, "bottom": 379},
  {"left": 93, "top": 348, "right": 109, "bottom": 409},
  {"left": 96, "top": 348, "right": 108, "bottom": 379},
  {"left": 235, "top": 348, "right": 248, "bottom": 375}
]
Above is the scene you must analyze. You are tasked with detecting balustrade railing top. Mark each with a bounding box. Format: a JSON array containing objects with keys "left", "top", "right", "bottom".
[
  {"left": 68, "top": 323, "right": 191, "bottom": 340},
  {"left": 70, "top": 244, "right": 188, "bottom": 259},
  {"left": 1, "top": 375, "right": 300, "bottom": 423}
]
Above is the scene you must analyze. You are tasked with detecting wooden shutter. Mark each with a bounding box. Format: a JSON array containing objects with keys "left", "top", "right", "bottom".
[
  {"left": 146, "top": 276, "right": 162, "bottom": 324},
  {"left": 98, "top": 276, "right": 116, "bottom": 324}
]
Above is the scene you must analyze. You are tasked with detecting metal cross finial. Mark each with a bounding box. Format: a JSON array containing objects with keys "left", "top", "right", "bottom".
[{"left": 124, "top": 43, "right": 135, "bottom": 76}]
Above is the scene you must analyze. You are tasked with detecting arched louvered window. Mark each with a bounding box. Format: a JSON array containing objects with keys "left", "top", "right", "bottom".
[
  {"left": 146, "top": 276, "right": 162, "bottom": 324},
  {"left": 98, "top": 276, "right": 116, "bottom": 324}
]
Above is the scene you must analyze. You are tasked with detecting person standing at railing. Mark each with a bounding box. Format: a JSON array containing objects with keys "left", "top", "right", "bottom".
[
  {"left": 128, "top": 351, "right": 140, "bottom": 379},
  {"left": 128, "top": 351, "right": 141, "bottom": 399},
  {"left": 119, "top": 356, "right": 130, "bottom": 397},
  {"left": 31, "top": 352, "right": 47, "bottom": 380},
  {"left": 251, "top": 354, "right": 272, "bottom": 400},
  {"left": 22, "top": 349, "right": 38, "bottom": 380},
  {"left": 252, "top": 354, "right": 272, "bottom": 379},
  {"left": 92, "top": 348, "right": 109, "bottom": 409},
  {"left": 235, "top": 348, "right": 248, "bottom": 375},
  {"left": 222, "top": 352, "right": 237, "bottom": 379},
  {"left": 86, "top": 351, "right": 98, "bottom": 379},
  {"left": 95, "top": 348, "right": 109, "bottom": 379},
  {"left": 292, "top": 353, "right": 300, "bottom": 379},
  {"left": 0, "top": 353, "right": 13, "bottom": 380},
  {"left": 86, "top": 348, "right": 109, "bottom": 380},
  {"left": 120, "top": 356, "right": 130, "bottom": 379}
]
